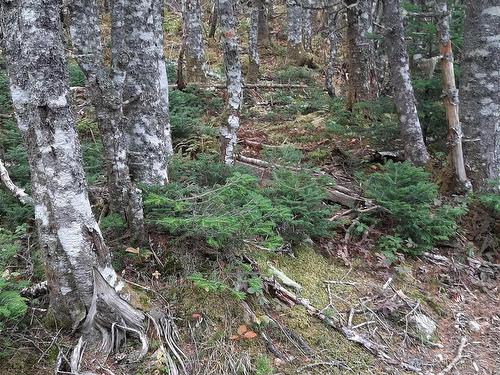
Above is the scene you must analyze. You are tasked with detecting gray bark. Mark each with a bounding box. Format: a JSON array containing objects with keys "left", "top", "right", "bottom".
[
  {"left": 286, "top": 0, "right": 304, "bottom": 62},
  {"left": 346, "top": 0, "right": 379, "bottom": 108},
  {"left": 218, "top": 0, "right": 243, "bottom": 164},
  {"left": 383, "top": 0, "right": 429, "bottom": 166},
  {"left": 436, "top": 0, "right": 471, "bottom": 192},
  {"left": 68, "top": 0, "right": 144, "bottom": 233},
  {"left": 302, "top": 0, "right": 313, "bottom": 51},
  {"left": 113, "top": 0, "right": 173, "bottom": 185},
  {"left": 460, "top": 1, "right": 500, "bottom": 192},
  {"left": 0, "top": 0, "right": 119, "bottom": 327},
  {"left": 247, "top": 0, "right": 260, "bottom": 83},
  {"left": 182, "top": 0, "right": 207, "bottom": 82},
  {"left": 325, "top": 3, "right": 339, "bottom": 97},
  {"left": 257, "top": 0, "right": 271, "bottom": 46}
]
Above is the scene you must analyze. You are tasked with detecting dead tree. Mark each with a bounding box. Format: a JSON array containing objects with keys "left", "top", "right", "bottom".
[
  {"left": 383, "top": 0, "right": 429, "bottom": 166},
  {"left": 218, "top": 0, "right": 243, "bottom": 164},
  {"left": 435, "top": 0, "right": 471, "bottom": 192},
  {"left": 460, "top": 0, "right": 500, "bottom": 192}
]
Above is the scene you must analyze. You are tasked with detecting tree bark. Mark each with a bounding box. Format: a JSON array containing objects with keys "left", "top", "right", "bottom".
[
  {"left": 460, "top": 0, "right": 500, "bottom": 192},
  {"left": 218, "top": 0, "right": 243, "bottom": 165},
  {"left": 0, "top": 0, "right": 119, "bottom": 327},
  {"left": 302, "top": 0, "right": 313, "bottom": 51},
  {"left": 383, "top": 0, "right": 429, "bottom": 166},
  {"left": 435, "top": 0, "right": 471, "bottom": 192},
  {"left": 325, "top": 3, "right": 339, "bottom": 97},
  {"left": 346, "top": 0, "right": 379, "bottom": 108},
  {"left": 68, "top": 0, "right": 145, "bottom": 234},
  {"left": 286, "top": 0, "right": 305, "bottom": 64},
  {"left": 182, "top": 0, "right": 207, "bottom": 82},
  {"left": 247, "top": 0, "right": 260, "bottom": 83},
  {"left": 257, "top": 0, "right": 271, "bottom": 46},
  {"left": 208, "top": 0, "right": 218, "bottom": 38},
  {"left": 113, "top": 0, "right": 173, "bottom": 185}
]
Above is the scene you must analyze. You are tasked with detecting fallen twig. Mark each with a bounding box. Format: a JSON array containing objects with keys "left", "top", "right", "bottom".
[
  {"left": 438, "top": 337, "right": 467, "bottom": 374},
  {"left": 0, "top": 158, "right": 33, "bottom": 205}
]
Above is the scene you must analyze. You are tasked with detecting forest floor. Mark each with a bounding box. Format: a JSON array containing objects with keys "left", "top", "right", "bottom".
[{"left": 1, "top": 7, "right": 499, "bottom": 375}]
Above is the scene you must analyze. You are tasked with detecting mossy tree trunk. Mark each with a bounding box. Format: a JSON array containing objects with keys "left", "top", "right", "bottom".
[
  {"left": 218, "top": 0, "right": 243, "bottom": 164},
  {"left": 383, "top": 0, "right": 429, "bottom": 166},
  {"left": 460, "top": 0, "right": 500, "bottom": 192}
]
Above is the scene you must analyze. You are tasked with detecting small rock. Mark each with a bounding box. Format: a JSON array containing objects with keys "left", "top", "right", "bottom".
[
  {"left": 468, "top": 320, "right": 481, "bottom": 332},
  {"left": 410, "top": 313, "right": 437, "bottom": 340}
]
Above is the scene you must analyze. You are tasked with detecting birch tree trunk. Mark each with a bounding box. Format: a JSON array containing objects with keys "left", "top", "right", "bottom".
[
  {"left": 182, "top": 0, "right": 207, "bottom": 82},
  {"left": 114, "top": 0, "right": 173, "bottom": 185},
  {"left": 383, "top": 0, "right": 429, "bottom": 166},
  {"left": 346, "top": 0, "right": 379, "bottom": 109},
  {"left": 68, "top": 0, "right": 144, "bottom": 233},
  {"left": 247, "top": 0, "right": 260, "bottom": 83},
  {"left": 302, "top": 0, "right": 313, "bottom": 51},
  {"left": 460, "top": 1, "right": 500, "bottom": 192},
  {"left": 0, "top": 0, "right": 119, "bottom": 327},
  {"left": 218, "top": 0, "right": 243, "bottom": 164},
  {"left": 325, "top": 3, "right": 339, "bottom": 97},
  {"left": 286, "top": 0, "right": 305, "bottom": 63},
  {"left": 435, "top": 0, "right": 471, "bottom": 192}
]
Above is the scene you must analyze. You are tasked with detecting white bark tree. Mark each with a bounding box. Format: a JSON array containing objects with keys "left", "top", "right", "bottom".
[
  {"left": 435, "top": 0, "right": 471, "bottom": 192},
  {"left": 325, "top": 2, "right": 339, "bottom": 97},
  {"left": 460, "top": 0, "right": 500, "bottom": 192},
  {"left": 383, "top": 0, "right": 429, "bottom": 166},
  {"left": 247, "top": 0, "right": 260, "bottom": 83},
  {"left": 114, "top": 0, "right": 173, "bottom": 185},
  {"left": 182, "top": 0, "right": 207, "bottom": 82},
  {"left": 302, "top": 0, "right": 313, "bottom": 51},
  {"left": 68, "top": 0, "right": 144, "bottom": 234},
  {"left": 218, "top": 0, "right": 243, "bottom": 164},
  {"left": 286, "top": 0, "right": 305, "bottom": 63}
]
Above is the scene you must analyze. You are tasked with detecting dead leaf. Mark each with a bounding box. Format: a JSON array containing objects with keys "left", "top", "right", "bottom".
[
  {"left": 243, "top": 330, "right": 257, "bottom": 339},
  {"left": 237, "top": 324, "right": 248, "bottom": 336},
  {"left": 125, "top": 247, "right": 140, "bottom": 254},
  {"left": 192, "top": 313, "right": 201, "bottom": 319},
  {"left": 229, "top": 335, "right": 240, "bottom": 340}
]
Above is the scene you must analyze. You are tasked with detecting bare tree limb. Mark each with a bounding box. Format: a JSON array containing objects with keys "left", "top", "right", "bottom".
[{"left": 0, "top": 157, "right": 33, "bottom": 205}]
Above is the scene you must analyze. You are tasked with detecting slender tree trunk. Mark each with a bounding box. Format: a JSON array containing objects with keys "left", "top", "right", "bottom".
[
  {"left": 257, "top": 0, "right": 271, "bottom": 46},
  {"left": 383, "top": 0, "right": 429, "bottom": 166},
  {"left": 346, "top": 0, "right": 379, "bottom": 108},
  {"left": 182, "top": 0, "right": 207, "bottom": 82},
  {"left": 325, "top": 3, "right": 339, "bottom": 97},
  {"left": 460, "top": 0, "right": 500, "bottom": 192},
  {"left": 247, "top": 0, "right": 260, "bottom": 83},
  {"left": 0, "top": 0, "right": 118, "bottom": 327},
  {"left": 208, "top": 0, "right": 219, "bottom": 38},
  {"left": 302, "top": 0, "right": 313, "bottom": 51},
  {"left": 114, "top": 0, "right": 172, "bottom": 185},
  {"left": 286, "top": 0, "right": 305, "bottom": 63},
  {"left": 68, "top": 0, "right": 144, "bottom": 234},
  {"left": 436, "top": 0, "right": 471, "bottom": 192},
  {"left": 218, "top": 0, "right": 243, "bottom": 164}
]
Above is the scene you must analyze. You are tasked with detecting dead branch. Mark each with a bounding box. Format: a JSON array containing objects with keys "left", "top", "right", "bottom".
[
  {"left": 21, "top": 281, "right": 48, "bottom": 299},
  {"left": 0, "top": 158, "right": 33, "bottom": 205},
  {"left": 169, "top": 82, "right": 309, "bottom": 90},
  {"left": 438, "top": 337, "right": 467, "bottom": 374}
]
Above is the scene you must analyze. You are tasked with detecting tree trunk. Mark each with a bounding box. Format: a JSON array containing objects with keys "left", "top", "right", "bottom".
[
  {"left": 460, "top": 1, "right": 500, "bottom": 192},
  {"left": 0, "top": 0, "right": 118, "bottom": 327},
  {"left": 247, "top": 0, "right": 260, "bottom": 83},
  {"left": 286, "top": 0, "right": 305, "bottom": 64},
  {"left": 302, "top": 0, "right": 313, "bottom": 51},
  {"left": 346, "top": 0, "right": 379, "bottom": 108},
  {"left": 383, "top": 0, "right": 429, "bottom": 166},
  {"left": 68, "top": 0, "right": 145, "bottom": 234},
  {"left": 218, "top": 0, "right": 243, "bottom": 164},
  {"left": 208, "top": 0, "right": 218, "bottom": 38},
  {"left": 113, "top": 0, "right": 173, "bottom": 185},
  {"left": 182, "top": 0, "right": 207, "bottom": 82},
  {"left": 435, "top": 0, "right": 471, "bottom": 192},
  {"left": 257, "top": 0, "right": 271, "bottom": 46},
  {"left": 325, "top": 4, "right": 339, "bottom": 97}
]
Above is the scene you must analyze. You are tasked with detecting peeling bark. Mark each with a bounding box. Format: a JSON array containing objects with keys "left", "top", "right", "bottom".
[
  {"left": 436, "top": 0, "right": 471, "bottom": 192},
  {"left": 247, "top": 0, "right": 260, "bottom": 83},
  {"left": 383, "top": 0, "right": 429, "bottom": 166},
  {"left": 68, "top": 0, "right": 144, "bottom": 234},
  {"left": 460, "top": 0, "right": 500, "bottom": 192},
  {"left": 113, "top": 0, "right": 173, "bottom": 185},
  {"left": 0, "top": 0, "right": 118, "bottom": 327},
  {"left": 218, "top": 0, "right": 243, "bottom": 164},
  {"left": 182, "top": 0, "right": 207, "bottom": 82},
  {"left": 346, "top": 0, "right": 379, "bottom": 108}
]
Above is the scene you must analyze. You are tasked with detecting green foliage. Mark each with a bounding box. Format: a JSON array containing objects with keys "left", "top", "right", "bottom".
[
  {"left": 68, "top": 61, "right": 85, "bottom": 87},
  {"left": 81, "top": 140, "right": 104, "bottom": 184},
  {"left": 100, "top": 212, "right": 126, "bottom": 231},
  {"left": 255, "top": 355, "right": 273, "bottom": 375},
  {"left": 475, "top": 179, "right": 500, "bottom": 214},
  {"left": 0, "top": 226, "right": 28, "bottom": 330},
  {"left": 362, "top": 162, "right": 464, "bottom": 255},
  {"left": 187, "top": 273, "right": 246, "bottom": 301},
  {"left": 276, "top": 66, "right": 314, "bottom": 85},
  {"left": 144, "top": 156, "right": 335, "bottom": 250}
]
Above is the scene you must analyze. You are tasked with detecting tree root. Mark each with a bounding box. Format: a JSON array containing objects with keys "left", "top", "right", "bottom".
[{"left": 58, "top": 268, "right": 186, "bottom": 375}]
